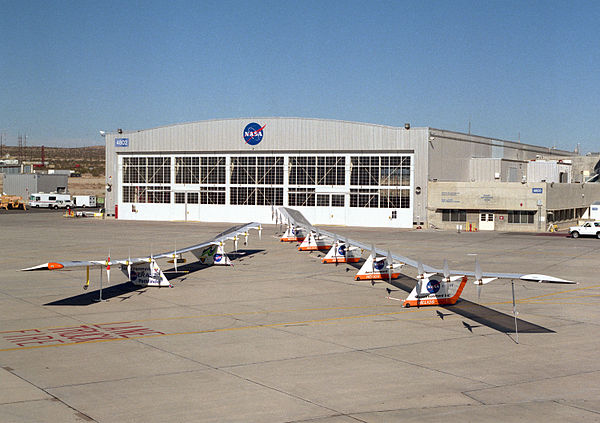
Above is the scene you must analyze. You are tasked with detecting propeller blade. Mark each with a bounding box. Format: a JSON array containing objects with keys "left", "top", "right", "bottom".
[
  {"left": 106, "top": 252, "right": 111, "bottom": 286},
  {"left": 417, "top": 261, "right": 424, "bottom": 278},
  {"left": 234, "top": 236, "right": 238, "bottom": 252},
  {"left": 477, "top": 283, "right": 482, "bottom": 301},
  {"left": 258, "top": 225, "right": 262, "bottom": 240},
  {"left": 475, "top": 257, "right": 482, "bottom": 281},
  {"left": 244, "top": 232, "right": 249, "bottom": 245},
  {"left": 127, "top": 248, "right": 131, "bottom": 280},
  {"left": 387, "top": 250, "right": 392, "bottom": 284},
  {"left": 443, "top": 259, "right": 449, "bottom": 279}
]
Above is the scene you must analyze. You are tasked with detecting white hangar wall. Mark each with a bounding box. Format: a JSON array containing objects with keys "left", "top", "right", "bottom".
[{"left": 104, "top": 118, "right": 429, "bottom": 228}]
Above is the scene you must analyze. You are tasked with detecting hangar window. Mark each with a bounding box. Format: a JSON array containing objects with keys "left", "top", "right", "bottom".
[
  {"left": 175, "top": 157, "right": 199, "bottom": 184},
  {"left": 508, "top": 211, "right": 535, "bottom": 224},
  {"left": 175, "top": 192, "right": 186, "bottom": 203},
  {"left": 187, "top": 193, "right": 199, "bottom": 204},
  {"left": 200, "top": 157, "right": 226, "bottom": 184},
  {"left": 123, "top": 186, "right": 170, "bottom": 203},
  {"left": 288, "top": 188, "right": 316, "bottom": 206},
  {"left": 379, "top": 189, "right": 410, "bottom": 208},
  {"left": 289, "top": 156, "right": 345, "bottom": 186},
  {"left": 331, "top": 194, "right": 345, "bottom": 207},
  {"left": 123, "top": 156, "right": 171, "bottom": 184},
  {"left": 230, "top": 186, "right": 283, "bottom": 206},
  {"left": 231, "top": 156, "right": 284, "bottom": 185},
  {"left": 350, "top": 189, "right": 379, "bottom": 208},
  {"left": 350, "top": 156, "right": 411, "bottom": 187},
  {"left": 256, "top": 187, "right": 283, "bottom": 206},
  {"left": 441, "top": 209, "right": 466, "bottom": 222},
  {"left": 317, "top": 194, "right": 330, "bottom": 207},
  {"left": 200, "top": 187, "right": 225, "bottom": 204}
]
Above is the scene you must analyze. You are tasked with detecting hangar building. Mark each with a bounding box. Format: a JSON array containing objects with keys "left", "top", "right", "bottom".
[{"left": 103, "top": 118, "right": 578, "bottom": 229}]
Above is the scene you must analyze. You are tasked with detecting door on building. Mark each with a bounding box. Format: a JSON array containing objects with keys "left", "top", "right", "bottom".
[{"left": 479, "top": 212, "right": 495, "bottom": 231}]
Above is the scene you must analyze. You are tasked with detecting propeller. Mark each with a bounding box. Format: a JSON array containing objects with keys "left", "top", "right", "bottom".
[
  {"left": 244, "top": 231, "right": 249, "bottom": 246},
  {"left": 258, "top": 225, "right": 262, "bottom": 240},
  {"left": 473, "top": 257, "right": 497, "bottom": 301},
  {"left": 127, "top": 248, "right": 132, "bottom": 280},
  {"left": 173, "top": 244, "right": 178, "bottom": 273},
  {"left": 415, "top": 261, "right": 424, "bottom": 296},
  {"left": 233, "top": 235, "right": 238, "bottom": 252},
  {"left": 370, "top": 244, "right": 377, "bottom": 273},
  {"left": 332, "top": 237, "right": 339, "bottom": 266},
  {"left": 387, "top": 249, "right": 393, "bottom": 285},
  {"left": 106, "top": 251, "right": 111, "bottom": 286}
]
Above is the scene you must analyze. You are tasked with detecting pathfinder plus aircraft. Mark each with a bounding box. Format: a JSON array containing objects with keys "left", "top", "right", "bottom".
[{"left": 22, "top": 223, "right": 261, "bottom": 289}]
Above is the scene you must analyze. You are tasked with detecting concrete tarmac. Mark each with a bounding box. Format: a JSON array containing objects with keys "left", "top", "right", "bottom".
[{"left": 1, "top": 212, "right": 599, "bottom": 422}]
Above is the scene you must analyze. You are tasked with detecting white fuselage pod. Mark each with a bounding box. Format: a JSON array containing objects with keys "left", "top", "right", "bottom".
[
  {"left": 192, "top": 244, "right": 231, "bottom": 266},
  {"left": 280, "top": 226, "right": 306, "bottom": 242},
  {"left": 298, "top": 232, "right": 332, "bottom": 251},
  {"left": 355, "top": 254, "right": 401, "bottom": 280},
  {"left": 322, "top": 242, "right": 362, "bottom": 263},
  {"left": 122, "top": 259, "right": 170, "bottom": 287},
  {"left": 403, "top": 275, "right": 468, "bottom": 307}
]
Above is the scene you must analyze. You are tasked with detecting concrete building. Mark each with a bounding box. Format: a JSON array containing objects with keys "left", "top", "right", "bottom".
[
  {"left": 2, "top": 173, "right": 68, "bottom": 199},
  {"left": 102, "top": 118, "right": 597, "bottom": 231}
]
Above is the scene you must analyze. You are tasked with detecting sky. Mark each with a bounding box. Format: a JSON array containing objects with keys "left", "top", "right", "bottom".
[{"left": 1, "top": 0, "right": 599, "bottom": 152}]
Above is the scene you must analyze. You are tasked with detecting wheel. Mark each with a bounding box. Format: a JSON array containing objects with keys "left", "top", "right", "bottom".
[
  {"left": 571, "top": 231, "right": 579, "bottom": 238},
  {"left": 596, "top": 232, "right": 600, "bottom": 239},
  {"left": 53, "top": 205, "right": 58, "bottom": 210}
]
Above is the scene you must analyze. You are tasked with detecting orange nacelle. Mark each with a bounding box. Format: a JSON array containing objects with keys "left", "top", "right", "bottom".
[{"left": 48, "top": 262, "right": 64, "bottom": 270}]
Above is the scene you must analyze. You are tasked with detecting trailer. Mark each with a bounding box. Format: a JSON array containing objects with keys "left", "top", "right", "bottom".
[
  {"left": 29, "top": 193, "right": 72, "bottom": 209},
  {"left": 73, "top": 195, "right": 97, "bottom": 208}
]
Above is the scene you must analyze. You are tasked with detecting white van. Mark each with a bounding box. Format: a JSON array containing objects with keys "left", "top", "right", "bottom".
[{"left": 29, "top": 193, "right": 73, "bottom": 209}]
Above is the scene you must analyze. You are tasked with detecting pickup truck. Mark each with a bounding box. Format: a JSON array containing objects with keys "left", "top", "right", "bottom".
[{"left": 569, "top": 221, "right": 600, "bottom": 239}]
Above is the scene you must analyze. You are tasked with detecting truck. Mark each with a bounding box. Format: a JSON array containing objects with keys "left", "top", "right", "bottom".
[
  {"left": 569, "top": 221, "right": 600, "bottom": 239},
  {"left": 29, "top": 193, "right": 73, "bottom": 209},
  {"left": 73, "top": 195, "right": 97, "bottom": 208}
]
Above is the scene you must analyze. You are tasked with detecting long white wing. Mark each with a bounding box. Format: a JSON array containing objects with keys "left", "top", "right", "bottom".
[
  {"left": 21, "top": 222, "right": 261, "bottom": 271},
  {"left": 277, "top": 207, "right": 574, "bottom": 284}
]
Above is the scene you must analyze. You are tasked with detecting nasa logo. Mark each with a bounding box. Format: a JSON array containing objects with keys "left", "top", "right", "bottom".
[
  {"left": 130, "top": 270, "right": 138, "bottom": 282},
  {"left": 427, "top": 279, "right": 441, "bottom": 293},
  {"left": 374, "top": 259, "right": 385, "bottom": 271},
  {"left": 338, "top": 245, "right": 346, "bottom": 256},
  {"left": 214, "top": 254, "right": 222, "bottom": 263},
  {"left": 243, "top": 122, "right": 265, "bottom": 146}
]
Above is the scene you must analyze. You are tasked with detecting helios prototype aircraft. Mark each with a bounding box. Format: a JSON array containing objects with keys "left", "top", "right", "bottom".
[
  {"left": 276, "top": 207, "right": 574, "bottom": 310},
  {"left": 22, "top": 223, "right": 262, "bottom": 290}
]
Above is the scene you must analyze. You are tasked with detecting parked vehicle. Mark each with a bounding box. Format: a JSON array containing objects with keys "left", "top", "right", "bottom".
[
  {"left": 73, "top": 195, "right": 96, "bottom": 208},
  {"left": 29, "top": 193, "right": 72, "bottom": 209},
  {"left": 569, "top": 221, "right": 600, "bottom": 239}
]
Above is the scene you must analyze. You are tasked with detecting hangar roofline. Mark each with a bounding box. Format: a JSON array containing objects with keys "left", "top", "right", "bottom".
[
  {"left": 429, "top": 127, "right": 573, "bottom": 155},
  {"left": 105, "top": 117, "right": 428, "bottom": 135}
]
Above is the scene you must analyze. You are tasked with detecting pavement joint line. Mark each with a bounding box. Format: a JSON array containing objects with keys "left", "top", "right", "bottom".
[
  {"left": 463, "top": 369, "right": 600, "bottom": 397},
  {"left": 0, "top": 304, "right": 406, "bottom": 334},
  {"left": 1, "top": 366, "right": 97, "bottom": 422},
  {"left": 554, "top": 399, "right": 600, "bottom": 416},
  {"left": 0, "top": 308, "right": 449, "bottom": 352},
  {"left": 482, "top": 284, "right": 600, "bottom": 306}
]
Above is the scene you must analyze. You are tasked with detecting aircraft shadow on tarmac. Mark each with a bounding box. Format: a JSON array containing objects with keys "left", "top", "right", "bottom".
[
  {"left": 44, "top": 249, "right": 264, "bottom": 306},
  {"left": 386, "top": 277, "right": 554, "bottom": 334},
  {"left": 283, "top": 249, "right": 552, "bottom": 334}
]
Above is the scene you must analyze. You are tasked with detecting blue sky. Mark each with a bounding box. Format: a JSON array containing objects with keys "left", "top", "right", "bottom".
[{"left": 1, "top": 0, "right": 599, "bottom": 152}]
